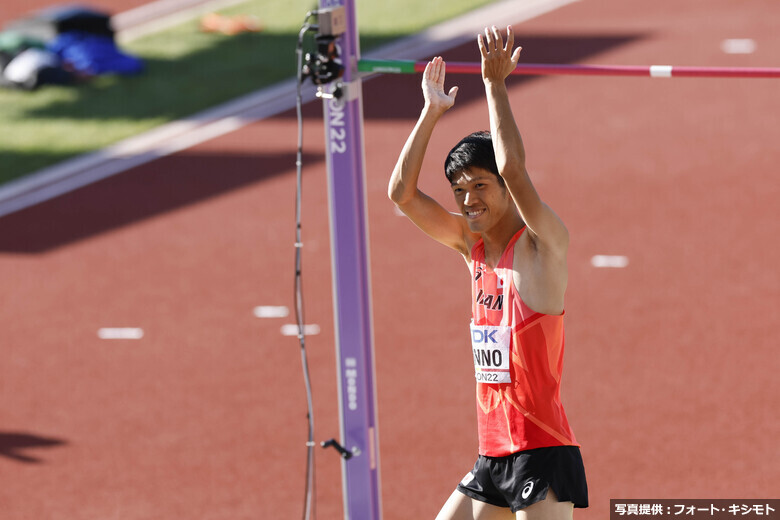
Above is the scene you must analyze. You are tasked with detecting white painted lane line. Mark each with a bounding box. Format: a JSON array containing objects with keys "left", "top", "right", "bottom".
[
  {"left": 591, "top": 255, "right": 629, "bottom": 268},
  {"left": 253, "top": 305, "right": 290, "bottom": 318},
  {"left": 98, "top": 328, "right": 144, "bottom": 339},
  {"left": 375, "top": 0, "right": 582, "bottom": 60},
  {"left": 721, "top": 39, "right": 756, "bottom": 55},
  {"left": 280, "top": 324, "right": 321, "bottom": 337}
]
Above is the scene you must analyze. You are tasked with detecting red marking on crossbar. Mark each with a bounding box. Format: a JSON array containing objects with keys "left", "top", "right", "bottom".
[{"left": 415, "top": 61, "right": 780, "bottom": 78}]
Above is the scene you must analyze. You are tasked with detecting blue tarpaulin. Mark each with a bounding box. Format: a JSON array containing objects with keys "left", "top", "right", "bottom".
[{"left": 47, "top": 31, "right": 143, "bottom": 75}]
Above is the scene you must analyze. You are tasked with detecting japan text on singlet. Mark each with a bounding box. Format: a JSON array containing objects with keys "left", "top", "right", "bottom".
[{"left": 470, "top": 227, "right": 579, "bottom": 457}]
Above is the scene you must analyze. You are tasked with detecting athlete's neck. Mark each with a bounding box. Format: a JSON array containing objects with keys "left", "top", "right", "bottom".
[{"left": 480, "top": 211, "right": 525, "bottom": 268}]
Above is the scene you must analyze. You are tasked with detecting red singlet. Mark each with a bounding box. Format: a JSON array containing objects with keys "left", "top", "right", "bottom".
[{"left": 470, "top": 227, "right": 579, "bottom": 457}]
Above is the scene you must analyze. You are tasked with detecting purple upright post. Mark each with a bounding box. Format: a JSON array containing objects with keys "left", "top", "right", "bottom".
[{"left": 318, "top": 0, "right": 382, "bottom": 518}]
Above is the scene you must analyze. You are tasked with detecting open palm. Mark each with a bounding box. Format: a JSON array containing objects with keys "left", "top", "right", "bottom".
[{"left": 422, "top": 56, "right": 459, "bottom": 111}]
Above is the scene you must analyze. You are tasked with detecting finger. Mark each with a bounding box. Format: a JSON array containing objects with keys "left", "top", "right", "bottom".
[
  {"left": 430, "top": 57, "right": 441, "bottom": 82},
  {"left": 448, "top": 86, "right": 459, "bottom": 101},
  {"left": 505, "top": 25, "right": 514, "bottom": 52},
  {"left": 492, "top": 25, "right": 502, "bottom": 50},
  {"left": 477, "top": 33, "right": 487, "bottom": 57},
  {"left": 511, "top": 46, "right": 523, "bottom": 64},
  {"left": 484, "top": 27, "right": 494, "bottom": 51}
]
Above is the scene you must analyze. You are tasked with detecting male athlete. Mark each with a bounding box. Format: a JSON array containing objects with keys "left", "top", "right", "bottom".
[{"left": 388, "top": 26, "right": 588, "bottom": 519}]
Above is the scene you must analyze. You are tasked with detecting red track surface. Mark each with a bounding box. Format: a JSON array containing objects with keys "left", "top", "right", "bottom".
[{"left": 1, "top": 1, "right": 778, "bottom": 519}]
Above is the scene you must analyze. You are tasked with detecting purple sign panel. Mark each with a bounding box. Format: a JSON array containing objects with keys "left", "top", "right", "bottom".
[{"left": 319, "top": 0, "right": 382, "bottom": 518}]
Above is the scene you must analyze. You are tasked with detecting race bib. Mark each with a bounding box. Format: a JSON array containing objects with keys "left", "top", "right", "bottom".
[{"left": 470, "top": 323, "right": 512, "bottom": 384}]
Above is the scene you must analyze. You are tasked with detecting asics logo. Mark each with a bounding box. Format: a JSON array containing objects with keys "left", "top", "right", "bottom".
[{"left": 521, "top": 480, "right": 534, "bottom": 500}]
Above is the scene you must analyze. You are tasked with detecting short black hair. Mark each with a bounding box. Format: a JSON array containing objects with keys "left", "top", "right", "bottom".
[{"left": 444, "top": 131, "right": 504, "bottom": 187}]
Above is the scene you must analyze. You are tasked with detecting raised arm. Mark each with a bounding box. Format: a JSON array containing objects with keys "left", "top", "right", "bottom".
[
  {"left": 388, "top": 57, "right": 473, "bottom": 256},
  {"left": 478, "top": 26, "right": 569, "bottom": 254}
]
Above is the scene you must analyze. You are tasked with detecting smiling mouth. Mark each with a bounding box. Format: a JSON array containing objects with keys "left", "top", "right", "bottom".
[{"left": 465, "top": 208, "right": 485, "bottom": 219}]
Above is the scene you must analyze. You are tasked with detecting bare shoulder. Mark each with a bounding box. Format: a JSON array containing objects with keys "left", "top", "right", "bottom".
[
  {"left": 394, "top": 196, "right": 477, "bottom": 257},
  {"left": 460, "top": 228, "right": 482, "bottom": 263}
]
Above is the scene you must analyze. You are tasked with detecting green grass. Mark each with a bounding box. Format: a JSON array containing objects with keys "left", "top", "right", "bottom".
[{"left": 0, "top": 0, "right": 496, "bottom": 185}]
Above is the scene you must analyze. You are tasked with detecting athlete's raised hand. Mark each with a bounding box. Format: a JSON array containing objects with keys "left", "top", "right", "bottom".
[
  {"left": 422, "top": 56, "right": 459, "bottom": 113},
  {"left": 478, "top": 25, "right": 523, "bottom": 84}
]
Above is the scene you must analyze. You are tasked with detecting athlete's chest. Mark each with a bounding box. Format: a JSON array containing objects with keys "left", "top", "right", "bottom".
[{"left": 472, "top": 263, "right": 511, "bottom": 314}]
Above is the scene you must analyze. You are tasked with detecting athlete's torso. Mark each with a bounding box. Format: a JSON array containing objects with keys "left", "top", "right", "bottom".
[{"left": 470, "top": 227, "right": 578, "bottom": 456}]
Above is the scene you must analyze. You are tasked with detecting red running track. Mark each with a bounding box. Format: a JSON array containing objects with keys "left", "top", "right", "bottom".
[{"left": 1, "top": 0, "right": 778, "bottom": 518}]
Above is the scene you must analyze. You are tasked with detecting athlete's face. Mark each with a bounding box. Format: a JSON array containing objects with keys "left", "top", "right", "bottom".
[{"left": 451, "top": 168, "right": 512, "bottom": 233}]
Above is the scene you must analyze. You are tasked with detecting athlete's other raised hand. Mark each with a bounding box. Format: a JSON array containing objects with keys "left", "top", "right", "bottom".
[
  {"left": 422, "top": 56, "right": 459, "bottom": 113},
  {"left": 478, "top": 25, "right": 523, "bottom": 85}
]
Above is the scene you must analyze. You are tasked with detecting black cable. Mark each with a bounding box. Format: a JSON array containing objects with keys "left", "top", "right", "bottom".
[{"left": 295, "top": 13, "right": 317, "bottom": 520}]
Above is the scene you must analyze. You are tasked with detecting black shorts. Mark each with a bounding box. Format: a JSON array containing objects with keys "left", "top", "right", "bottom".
[{"left": 456, "top": 446, "right": 588, "bottom": 513}]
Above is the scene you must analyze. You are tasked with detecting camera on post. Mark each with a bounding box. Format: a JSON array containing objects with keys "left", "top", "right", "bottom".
[
  {"left": 302, "top": 35, "right": 343, "bottom": 86},
  {"left": 302, "top": 6, "right": 347, "bottom": 89}
]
